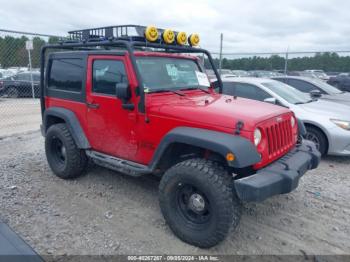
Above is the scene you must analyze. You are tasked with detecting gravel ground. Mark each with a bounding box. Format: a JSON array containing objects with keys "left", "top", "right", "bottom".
[
  {"left": 0, "top": 98, "right": 41, "bottom": 137},
  {"left": 0, "top": 130, "right": 349, "bottom": 256}
]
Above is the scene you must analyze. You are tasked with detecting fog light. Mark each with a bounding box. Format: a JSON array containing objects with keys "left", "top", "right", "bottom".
[
  {"left": 176, "top": 32, "right": 187, "bottom": 45},
  {"left": 145, "top": 26, "right": 159, "bottom": 42}
]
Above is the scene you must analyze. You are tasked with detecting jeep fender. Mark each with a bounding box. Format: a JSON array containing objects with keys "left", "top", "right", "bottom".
[
  {"left": 43, "top": 107, "right": 90, "bottom": 149},
  {"left": 149, "top": 127, "right": 261, "bottom": 169}
]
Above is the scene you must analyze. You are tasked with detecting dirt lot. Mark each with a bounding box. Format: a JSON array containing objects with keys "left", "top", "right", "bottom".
[
  {"left": 0, "top": 98, "right": 41, "bottom": 137},
  {"left": 0, "top": 130, "right": 349, "bottom": 256}
]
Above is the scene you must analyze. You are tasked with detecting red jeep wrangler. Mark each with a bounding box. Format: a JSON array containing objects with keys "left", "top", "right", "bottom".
[{"left": 40, "top": 25, "right": 320, "bottom": 248}]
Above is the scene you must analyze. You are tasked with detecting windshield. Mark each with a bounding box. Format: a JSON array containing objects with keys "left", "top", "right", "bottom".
[
  {"left": 262, "top": 81, "right": 312, "bottom": 104},
  {"left": 308, "top": 78, "right": 343, "bottom": 94},
  {"left": 136, "top": 57, "right": 210, "bottom": 93}
]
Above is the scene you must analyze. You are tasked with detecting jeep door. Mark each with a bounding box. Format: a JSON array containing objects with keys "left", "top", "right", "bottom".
[{"left": 86, "top": 55, "right": 138, "bottom": 159}]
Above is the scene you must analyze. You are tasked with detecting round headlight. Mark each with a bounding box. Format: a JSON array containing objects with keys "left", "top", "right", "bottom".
[
  {"left": 254, "top": 128, "right": 262, "bottom": 146},
  {"left": 291, "top": 116, "right": 296, "bottom": 128}
]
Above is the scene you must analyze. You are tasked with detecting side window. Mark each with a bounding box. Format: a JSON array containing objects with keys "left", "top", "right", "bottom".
[
  {"left": 234, "top": 83, "right": 272, "bottom": 101},
  {"left": 16, "top": 74, "right": 28, "bottom": 81},
  {"left": 48, "top": 58, "right": 83, "bottom": 92},
  {"left": 92, "top": 60, "right": 128, "bottom": 95},
  {"left": 222, "top": 82, "right": 236, "bottom": 96},
  {"left": 287, "top": 79, "right": 319, "bottom": 93},
  {"left": 33, "top": 74, "right": 40, "bottom": 81}
]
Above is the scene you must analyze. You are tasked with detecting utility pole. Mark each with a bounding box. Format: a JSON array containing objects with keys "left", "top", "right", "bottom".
[
  {"left": 284, "top": 46, "right": 289, "bottom": 75},
  {"left": 219, "top": 33, "right": 223, "bottom": 75},
  {"left": 26, "top": 40, "right": 35, "bottom": 98}
]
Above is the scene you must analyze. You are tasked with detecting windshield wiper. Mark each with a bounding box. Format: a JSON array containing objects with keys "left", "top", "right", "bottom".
[
  {"left": 149, "top": 89, "right": 185, "bottom": 96},
  {"left": 180, "top": 87, "right": 210, "bottom": 94}
]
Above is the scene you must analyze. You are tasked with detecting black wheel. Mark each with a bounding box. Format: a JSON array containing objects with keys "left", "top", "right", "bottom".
[
  {"left": 45, "top": 123, "right": 88, "bottom": 179},
  {"left": 6, "top": 87, "right": 19, "bottom": 98},
  {"left": 159, "top": 158, "right": 241, "bottom": 248},
  {"left": 305, "top": 126, "right": 327, "bottom": 156}
]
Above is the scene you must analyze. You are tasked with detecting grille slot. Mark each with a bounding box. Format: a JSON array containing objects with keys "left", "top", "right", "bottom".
[{"left": 265, "top": 119, "right": 293, "bottom": 158}]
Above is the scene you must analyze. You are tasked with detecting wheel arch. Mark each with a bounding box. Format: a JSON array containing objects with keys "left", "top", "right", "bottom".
[
  {"left": 149, "top": 127, "right": 261, "bottom": 172},
  {"left": 43, "top": 107, "right": 90, "bottom": 149},
  {"left": 303, "top": 121, "right": 329, "bottom": 153}
]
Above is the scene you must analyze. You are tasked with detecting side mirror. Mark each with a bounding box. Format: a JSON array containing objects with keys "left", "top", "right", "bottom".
[
  {"left": 116, "top": 83, "right": 134, "bottom": 110},
  {"left": 310, "top": 89, "right": 322, "bottom": 98},
  {"left": 264, "top": 97, "right": 277, "bottom": 104},
  {"left": 116, "top": 83, "right": 130, "bottom": 100}
]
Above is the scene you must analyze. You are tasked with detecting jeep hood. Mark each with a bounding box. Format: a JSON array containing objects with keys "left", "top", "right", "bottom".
[{"left": 147, "top": 92, "right": 291, "bottom": 131}]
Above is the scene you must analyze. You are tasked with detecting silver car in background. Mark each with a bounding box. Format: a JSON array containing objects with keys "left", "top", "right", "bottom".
[
  {"left": 272, "top": 76, "right": 350, "bottom": 106},
  {"left": 222, "top": 78, "right": 350, "bottom": 156}
]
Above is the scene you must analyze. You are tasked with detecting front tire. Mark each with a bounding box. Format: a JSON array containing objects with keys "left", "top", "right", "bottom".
[
  {"left": 45, "top": 123, "right": 88, "bottom": 179},
  {"left": 305, "top": 126, "right": 327, "bottom": 156},
  {"left": 159, "top": 158, "right": 241, "bottom": 248}
]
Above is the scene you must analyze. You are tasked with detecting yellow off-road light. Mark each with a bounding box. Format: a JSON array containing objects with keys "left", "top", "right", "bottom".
[
  {"left": 188, "top": 33, "right": 200, "bottom": 46},
  {"left": 162, "top": 29, "right": 175, "bottom": 44},
  {"left": 176, "top": 32, "right": 187, "bottom": 45},
  {"left": 145, "top": 26, "right": 159, "bottom": 42}
]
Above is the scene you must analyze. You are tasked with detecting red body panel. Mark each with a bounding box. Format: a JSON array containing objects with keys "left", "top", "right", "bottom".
[{"left": 45, "top": 52, "right": 297, "bottom": 169}]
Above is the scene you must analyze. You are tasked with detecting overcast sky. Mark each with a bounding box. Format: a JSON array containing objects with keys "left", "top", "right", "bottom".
[{"left": 0, "top": 0, "right": 349, "bottom": 54}]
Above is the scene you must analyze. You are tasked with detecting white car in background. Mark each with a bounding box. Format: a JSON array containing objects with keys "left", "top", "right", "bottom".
[{"left": 222, "top": 77, "right": 350, "bottom": 156}]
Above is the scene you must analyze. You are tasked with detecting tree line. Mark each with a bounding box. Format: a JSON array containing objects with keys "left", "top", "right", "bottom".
[
  {"left": 0, "top": 35, "right": 59, "bottom": 69},
  {"left": 1, "top": 34, "right": 350, "bottom": 72},
  {"left": 207, "top": 52, "right": 350, "bottom": 72}
]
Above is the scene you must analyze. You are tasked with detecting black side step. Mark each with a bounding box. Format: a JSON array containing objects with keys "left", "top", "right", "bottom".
[{"left": 86, "top": 150, "right": 152, "bottom": 177}]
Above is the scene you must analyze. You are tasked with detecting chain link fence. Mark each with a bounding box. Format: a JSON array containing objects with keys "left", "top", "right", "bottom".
[
  {"left": 0, "top": 29, "right": 61, "bottom": 137},
  {"left": 1, "top": 28, "right": 350, "bottom": 137},
  {"left": 208, "top": 51, "right": 350, "bottom": 78}
]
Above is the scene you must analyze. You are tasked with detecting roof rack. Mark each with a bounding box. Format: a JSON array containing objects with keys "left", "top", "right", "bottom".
[{"left": 68, "top": 24, "right": 168, "bottom": 43}]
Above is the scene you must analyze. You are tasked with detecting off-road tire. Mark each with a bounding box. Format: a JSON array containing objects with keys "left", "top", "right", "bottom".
[
  {"left": 305, "top": 126, "right": 327, "bottom": 156},
  {"left": 159, "top": 158, "right": 242, "bottom": 248},
  {"left": 45, "top": 123, "right": 88, "bottom": 179}
]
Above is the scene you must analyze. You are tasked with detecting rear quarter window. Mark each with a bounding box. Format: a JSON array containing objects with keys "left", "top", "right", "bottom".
[{"left": 48, "top": 58, "right": 83, "bottom": 92}]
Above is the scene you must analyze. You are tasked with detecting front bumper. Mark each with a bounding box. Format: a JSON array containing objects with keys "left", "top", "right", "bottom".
[{"left": 234, "top": 140, "right": 321, "bottom": 202}]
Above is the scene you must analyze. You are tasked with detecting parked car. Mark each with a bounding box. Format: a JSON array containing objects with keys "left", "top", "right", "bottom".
[
  {"left": 302, "top": 70, "right": 330, "bottom": 81},
  {"left": 272, "top": 76, "right": 350, "bottom": 106},
  {"left": 231, "top": 70, "right": 250, "bottom": 77},
  {"left": 0, "top": 72, "right": 40, "bottom": 98},
  {"left": 222, "top": 77, "right": 350, "bottom": 156},
  {"left": 249, "top": 70, "right": 283, "bottom": 78},
  {"left": 328, "top": 73, "right": 350, "bottom": 92}
]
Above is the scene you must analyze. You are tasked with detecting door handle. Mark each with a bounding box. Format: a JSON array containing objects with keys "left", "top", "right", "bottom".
[{"left": 86, "top": 102, "right": 100, "bottom": 109}]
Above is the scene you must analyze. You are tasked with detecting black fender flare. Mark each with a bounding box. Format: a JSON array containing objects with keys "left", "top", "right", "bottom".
[
  {"left": 43, "top": 107, "right": 90, "bottom": 149},
  {"left": 149, "top": 127, "right": 261, "bottom": 169}
]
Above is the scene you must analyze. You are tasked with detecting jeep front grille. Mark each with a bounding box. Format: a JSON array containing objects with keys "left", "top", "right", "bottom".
[{"left": 265, "top": 119, "right": 293, "bottom": 158}]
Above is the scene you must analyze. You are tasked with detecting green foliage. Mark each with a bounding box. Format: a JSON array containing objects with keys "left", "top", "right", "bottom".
[
  {"left": 0, "top": 35, "right": 54, "bottom": 69},
  {"left": 207, "top": 52, "right": 350, "bottom": 72}
]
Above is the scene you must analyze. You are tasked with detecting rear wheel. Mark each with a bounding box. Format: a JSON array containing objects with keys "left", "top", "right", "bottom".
[
  {"left": 45, "top": 123, "right": 88, "bottom": 179},
  {"left": 159, "top": 158, "right": 241, "bottom": 248},
  {"left": 305, "top": 126, "right": 327, "bottom": 156},
  {"left": 6, "top": 87, "right": 19, "bottom": 98}
]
